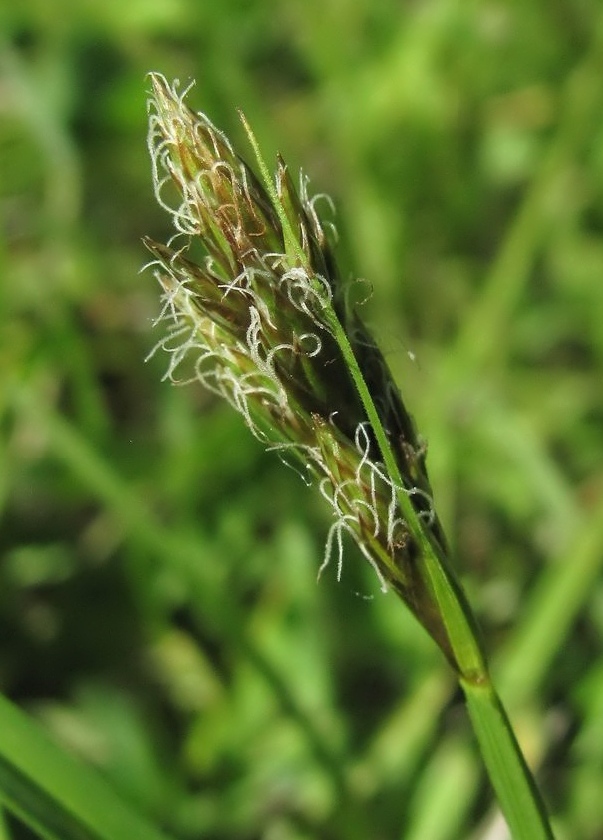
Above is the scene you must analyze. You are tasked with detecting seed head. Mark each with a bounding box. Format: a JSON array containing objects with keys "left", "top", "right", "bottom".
[{"left": 144, "top": 73, "right": 454, "bottom": 662}]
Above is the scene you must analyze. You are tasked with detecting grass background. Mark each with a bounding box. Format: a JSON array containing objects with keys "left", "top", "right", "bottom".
[{"left": 2, "top": 1, "right": 603, "bottom": 838}]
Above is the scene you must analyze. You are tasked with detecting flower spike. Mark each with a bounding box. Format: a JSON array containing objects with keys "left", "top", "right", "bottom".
[{"left": 145, "top": 72, "right": 456, "bottom": 666}]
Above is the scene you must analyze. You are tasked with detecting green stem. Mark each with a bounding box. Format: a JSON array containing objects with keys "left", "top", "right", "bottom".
[{"left": 461, "top": 679, "right": 554, "bottom": 840}]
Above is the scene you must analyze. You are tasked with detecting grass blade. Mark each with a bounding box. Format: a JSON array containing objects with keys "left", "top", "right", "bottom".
[{"left": 0, "top": 693, "right": 174, "bottom": 840}]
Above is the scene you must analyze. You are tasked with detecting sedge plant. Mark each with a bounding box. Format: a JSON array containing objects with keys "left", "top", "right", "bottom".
[{"left": 143, "top": 73, "right": 554, "bottom": 840}]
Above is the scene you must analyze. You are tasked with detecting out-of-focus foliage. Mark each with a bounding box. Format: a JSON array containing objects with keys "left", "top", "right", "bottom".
[{"left": 1, "top": 1, "right": 603, "bottom": 838}]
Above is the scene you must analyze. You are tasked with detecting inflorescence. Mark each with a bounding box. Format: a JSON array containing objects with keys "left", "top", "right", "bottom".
[{"left": 144, "top": 74, "right": 449, "bottom": 644}]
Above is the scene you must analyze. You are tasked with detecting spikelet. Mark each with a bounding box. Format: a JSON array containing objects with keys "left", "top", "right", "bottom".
[{"left": 144, "top": 73, "right": 456, "bottom": 664}]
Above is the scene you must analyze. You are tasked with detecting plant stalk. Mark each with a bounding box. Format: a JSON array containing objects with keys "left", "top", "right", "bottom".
[{"left": 462, "top": 679, "right": 554, "bottom": 840}]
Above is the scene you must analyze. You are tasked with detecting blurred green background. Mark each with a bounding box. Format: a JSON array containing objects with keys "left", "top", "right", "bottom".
[{"left": 2, "top": 1, "right": 603, "bottom": 838}]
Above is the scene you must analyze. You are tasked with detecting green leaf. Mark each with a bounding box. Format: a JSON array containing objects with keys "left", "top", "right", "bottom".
[{"left": 0, "top": 693, "right": 174, "bottom": 840}]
